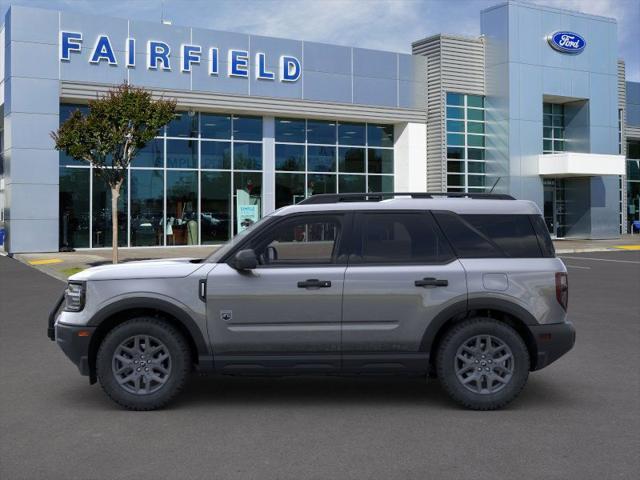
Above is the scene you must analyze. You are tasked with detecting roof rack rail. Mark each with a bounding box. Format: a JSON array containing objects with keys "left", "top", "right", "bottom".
[{"left": 297, "top": 192, "right": 515, "bottom": 205}]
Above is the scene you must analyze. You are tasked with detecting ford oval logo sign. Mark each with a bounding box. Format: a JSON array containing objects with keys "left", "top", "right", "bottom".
[{"left": 547, "top": 31, "right": 586, "bottom": 54}]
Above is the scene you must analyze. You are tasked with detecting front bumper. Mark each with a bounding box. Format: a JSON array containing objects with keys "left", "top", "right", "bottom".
[
  {"left": 530, "top": 321, "right": 576, "bottom": 371},
  {"left": 48, "top": 291, "right": 94, "bottom": 377},
  {"left": 54, "top": 322, "right": 95, "bottom": 376}
]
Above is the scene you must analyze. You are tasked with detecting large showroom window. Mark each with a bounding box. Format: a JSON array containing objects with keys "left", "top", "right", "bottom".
[
  {"left": 58, "top": 104, "right": 263, "bottom": 248},
  {"left": 274, "top": 118, "right": 394, "bottom": 208},
  {"left": 445, "top": 92, "right": 486, "bottom": 192}
]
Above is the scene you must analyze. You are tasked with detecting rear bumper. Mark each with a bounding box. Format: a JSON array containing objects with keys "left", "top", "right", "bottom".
[
  {"left": 55, "top": 322, "right": 95, "bottom": 376},
  {"left": 530, "top": 321, "right": 576, "bottom": 371}
]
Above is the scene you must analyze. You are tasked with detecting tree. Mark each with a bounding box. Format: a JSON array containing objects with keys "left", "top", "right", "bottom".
[{"left": 52, "top": 83, "right": 176, "bottom": 263}]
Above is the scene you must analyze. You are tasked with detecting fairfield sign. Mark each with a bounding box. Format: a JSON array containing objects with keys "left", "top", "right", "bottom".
[{"left": 59, "top": 31, "right": 302, "bottom": 82}]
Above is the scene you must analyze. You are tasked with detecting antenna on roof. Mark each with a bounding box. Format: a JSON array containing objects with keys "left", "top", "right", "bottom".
[{"left": 489, "top": 176, "right": 502, "bottom": 193}]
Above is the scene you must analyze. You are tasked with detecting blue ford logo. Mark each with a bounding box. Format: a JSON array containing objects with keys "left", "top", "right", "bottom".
[{"left": 547, "top": 31, "right": 586, "bottom": 54}]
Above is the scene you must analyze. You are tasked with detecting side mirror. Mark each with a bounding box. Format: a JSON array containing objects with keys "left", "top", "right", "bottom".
[{"left": 233, "top": 249, "right": 258, "bottom": 270}]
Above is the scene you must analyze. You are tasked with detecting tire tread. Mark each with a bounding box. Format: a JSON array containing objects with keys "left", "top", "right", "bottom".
[
  {"left": 436, "top": 317, "right": 529, "bottom": 411},
  {"left": 96, "top": 317, "right": 191, "bottom": 411}
]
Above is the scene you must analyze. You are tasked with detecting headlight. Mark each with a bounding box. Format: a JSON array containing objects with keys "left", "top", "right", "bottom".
[{"left": 63, "top": 282, "right": 86, "bottom": 312}]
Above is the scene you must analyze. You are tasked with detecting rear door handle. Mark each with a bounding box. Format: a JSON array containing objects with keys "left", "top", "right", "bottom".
[
  {"left": 297, "top": 279, "right": 332, "bottom": 288},
  {"left": 415, "top": 277, "right": 448, "bottom": 287}
]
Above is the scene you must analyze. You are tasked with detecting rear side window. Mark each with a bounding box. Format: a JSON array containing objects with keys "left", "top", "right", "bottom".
[
  {"left": 433, "top": 212, "right": 544, "bottom": 258},
  {"left": 352, "top": 212, "right": 455, "bottom": 264},
  {"left": 433, "top": 212, "right": 502, "bottom": 258},
  {"left": 461, "top": 215, "right": 543, "bottom": 258}
]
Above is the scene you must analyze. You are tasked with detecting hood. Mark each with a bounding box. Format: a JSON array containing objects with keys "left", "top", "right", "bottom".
[{"left": 69, "top": 258, "right": 206, "bottom": 281}]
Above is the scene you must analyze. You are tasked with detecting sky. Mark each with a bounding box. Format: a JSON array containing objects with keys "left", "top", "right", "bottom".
[{"left": 1, "top": 0, "right": 638, "bottom": 80}]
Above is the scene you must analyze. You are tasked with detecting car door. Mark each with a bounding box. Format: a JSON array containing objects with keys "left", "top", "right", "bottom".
[
  {"left": 341, "top": 210, "right": 467, "bottom": 372},
  {"left": 206, "top": 212, "right": 349, "bottom": 373}
]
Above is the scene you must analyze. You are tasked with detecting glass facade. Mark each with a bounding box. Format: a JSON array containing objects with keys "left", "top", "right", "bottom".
[
  {"left": 58, "top": 104, "right": 263, "bottom": 248},
  {"left": 445, "top": 93, "right": 486, "bottom": 192},
  {"left": 627, "top": 140, "right": 640, "bottom": 232},
  {"left": 274, "top": 118, "right": 394, "bottom": 209},
  {"left": 543, "top": 103, "right": 565, "bottom": 154},
  {"left": 57, "top": 106, "right": 395, "bottom": 248}
]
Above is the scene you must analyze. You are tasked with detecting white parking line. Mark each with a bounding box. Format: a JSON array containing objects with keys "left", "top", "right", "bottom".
[
  {"left": 560, "top": 256, "right": 640, "bottom": 265},
  {"left": 564, "top": 264, "right": 591, "bottom": 269}
]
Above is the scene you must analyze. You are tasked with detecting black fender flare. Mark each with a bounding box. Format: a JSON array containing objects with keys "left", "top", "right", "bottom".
[
  {"left": 420, "top": 297, "right": 539, "bottom": 354},
  {"left": 87, "top": 296, "right": 210, "bottom": 362}
]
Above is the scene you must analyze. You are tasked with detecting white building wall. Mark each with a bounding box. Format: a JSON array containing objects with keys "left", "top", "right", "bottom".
[{"left": 394, "top": 122, "right": 427, "bottom": 192}]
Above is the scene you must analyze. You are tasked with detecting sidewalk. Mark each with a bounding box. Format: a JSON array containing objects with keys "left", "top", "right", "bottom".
[
  {"left": 7, "top": 235, "right": 640, "bottom": 280},
  {"left": 552, "top": 234, "right": 640, "bottom": 254}
]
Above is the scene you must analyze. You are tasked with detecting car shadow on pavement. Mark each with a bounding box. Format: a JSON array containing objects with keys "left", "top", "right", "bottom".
[{"left": 55, "top": 373, "right": 575, "bottom": 412}]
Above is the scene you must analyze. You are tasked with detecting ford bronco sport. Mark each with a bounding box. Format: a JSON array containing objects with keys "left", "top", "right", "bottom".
[{"left": 49, "top": 192, "right": 575, "bottom": 410}]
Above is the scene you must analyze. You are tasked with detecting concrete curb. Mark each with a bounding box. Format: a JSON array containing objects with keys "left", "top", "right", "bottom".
[{"left": 555, "top": 247, "right": 622, "bottom": 254}]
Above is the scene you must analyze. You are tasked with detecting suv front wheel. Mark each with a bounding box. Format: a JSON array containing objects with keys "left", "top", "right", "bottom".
[
  {"left": 436, "top": 318, "right": 529, "bottom": 410},
  {"left": 96, "top": 317, "right": 191, "bottom": 410}
]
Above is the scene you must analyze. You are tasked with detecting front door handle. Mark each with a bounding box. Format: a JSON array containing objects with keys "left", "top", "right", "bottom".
[
  {"left": 297, "top": 279, "right": 332, "bottom": 288},
  {"left": 415, "top": 277, "right": 448, "bottom": 287}
]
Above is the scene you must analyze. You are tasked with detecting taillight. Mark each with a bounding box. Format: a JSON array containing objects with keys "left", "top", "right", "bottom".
[{"left": 555, "top": 272, "right": 568, "bottom": 311}]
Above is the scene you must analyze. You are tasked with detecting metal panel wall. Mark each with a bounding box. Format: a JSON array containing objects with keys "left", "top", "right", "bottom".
[
  {"left": 618, "top": 60, "right": 626, "bottom": 231},
  {"left": 412, "top": 34, "right": 485, "bottom": 191},
  {"left": 482, "top": 1, "right": 621, "bottom": 238},
  {"left": 2, "top": 6, "right": 60, "bottom": 252},
  {"left": 55, "top": 10, "right": 427, "bottom": 111},
  {"left": 60, "top": 81, "right": 426, "bottom": 124}
]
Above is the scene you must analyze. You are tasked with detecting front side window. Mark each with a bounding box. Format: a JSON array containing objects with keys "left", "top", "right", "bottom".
[
  {"left": 248, "top": 215, "right": 343, "bottom": 266},
  {"left": 353, "top": 212, "right": 454, "bottom": 264}
]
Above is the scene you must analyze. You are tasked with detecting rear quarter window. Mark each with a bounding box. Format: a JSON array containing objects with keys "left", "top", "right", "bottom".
[
  {"left": 461, "top": 214, "right": 543, "bottom": 258},
  {"left": 433, "top": 212, "right": 545, "bottom": 258}
]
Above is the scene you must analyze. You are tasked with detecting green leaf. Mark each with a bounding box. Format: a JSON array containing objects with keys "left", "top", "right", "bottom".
[{"left": 51, "top": 82, "right": 176, "bottom": 189}]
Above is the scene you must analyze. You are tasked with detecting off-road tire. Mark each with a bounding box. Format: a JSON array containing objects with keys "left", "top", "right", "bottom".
[
  {"left": 96, "top": 317, "right": 191, "bottom": 411},
  {"left": 436, "top": 318, "right": 529, "bottom": 410}
]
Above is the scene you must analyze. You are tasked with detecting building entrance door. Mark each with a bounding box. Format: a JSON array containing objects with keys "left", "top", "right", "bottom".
[{"left": 543, "top": 178, "right": 568, "bottom": 238}]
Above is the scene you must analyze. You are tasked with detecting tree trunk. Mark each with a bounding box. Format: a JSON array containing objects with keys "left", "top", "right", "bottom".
[{"left": 111, "top": 182, "right": 122, "bottom": 264}]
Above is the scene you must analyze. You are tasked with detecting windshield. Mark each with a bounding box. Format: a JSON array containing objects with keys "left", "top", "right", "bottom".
[{"left": 205, "top": 214, "right": 275, "bottom": 263}]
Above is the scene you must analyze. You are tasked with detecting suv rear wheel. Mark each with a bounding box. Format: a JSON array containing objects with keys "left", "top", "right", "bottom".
[
  {"left": 96, "top": 317, "right": 191, "bottom": 410},
  {"left": 436, "top": 318, "right": 529, "bottom": 410}
]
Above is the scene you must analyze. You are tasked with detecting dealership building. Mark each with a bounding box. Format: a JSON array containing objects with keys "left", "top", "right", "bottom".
[{"left": 1, "top": 1, "right": 639, "bottom": 252}]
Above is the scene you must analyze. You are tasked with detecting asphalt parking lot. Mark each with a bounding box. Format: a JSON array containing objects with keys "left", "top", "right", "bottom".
[{"left": 1, "top": 251, "right": 638, "bottom": 480}]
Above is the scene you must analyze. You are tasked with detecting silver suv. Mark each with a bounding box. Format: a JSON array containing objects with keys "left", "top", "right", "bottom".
[{"left": 49, "top": 192, "right": 575, "bottom": 411}]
